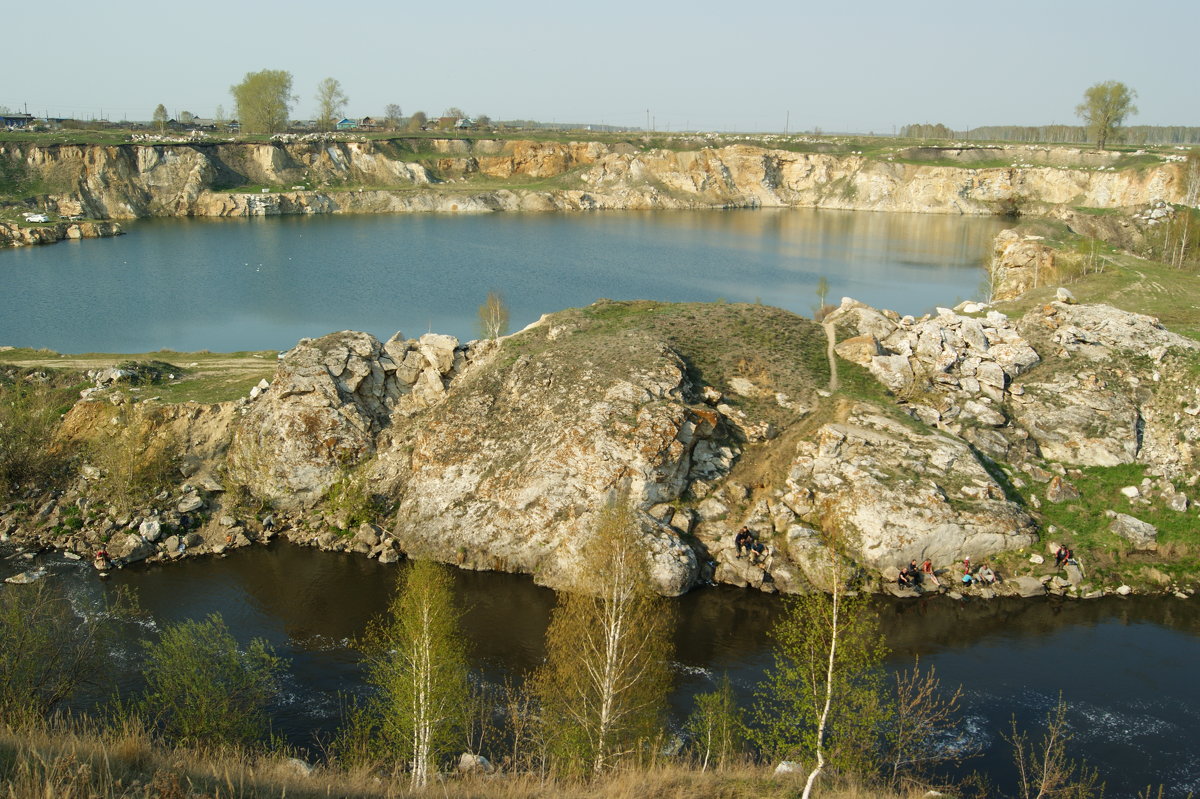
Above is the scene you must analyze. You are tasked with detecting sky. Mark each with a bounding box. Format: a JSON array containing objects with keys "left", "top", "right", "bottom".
[{"left": 6, "top": 0, "right": 1197, "bottom": 133}]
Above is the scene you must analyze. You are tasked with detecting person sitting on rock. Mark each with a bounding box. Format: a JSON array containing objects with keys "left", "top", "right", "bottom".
[
  {"left": 897, "top": 567, "right": 913, "bottom": 588},
  {"left": 977, "top": 564, "right": 997, "bottom": 584},
  {"left": 1054, "top": 545, "right": 1069, "bottom": 569},
  {"left": 907, "top": 559, "right": 925, "bottom": 586},
  {"left": 735, "top": 527, "right": 753, "bottom": 557}
]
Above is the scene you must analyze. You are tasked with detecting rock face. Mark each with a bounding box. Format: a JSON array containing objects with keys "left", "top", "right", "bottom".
[
  {"left": 228, "top": 330, "right": 495, "bottom": 509},
  {"left": 1, "top": 140, "right": 1187, "bottom": 232},
  {"left": 989, "top": 230, "right": 1056, "bottom": 301},
  {"left": 775, "top": 407, "right": 1037, "bottom": 571}
]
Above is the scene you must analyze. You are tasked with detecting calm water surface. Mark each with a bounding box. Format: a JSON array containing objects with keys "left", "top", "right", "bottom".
[
  {"left": 7, "top": 545, "right": 1197, "bottom": 796},
  {"left": 0, "top": 210, "right": 1003, "bottom": 353}
]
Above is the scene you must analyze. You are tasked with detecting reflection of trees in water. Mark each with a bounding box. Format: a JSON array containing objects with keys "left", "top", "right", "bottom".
[{"left": 110, "top": 544, "right": 1200, "bottom": 677}]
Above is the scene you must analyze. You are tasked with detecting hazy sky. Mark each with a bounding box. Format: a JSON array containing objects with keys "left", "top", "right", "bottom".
[{"left": 7, "top": 0, "right": 1196, "bottom": 133}]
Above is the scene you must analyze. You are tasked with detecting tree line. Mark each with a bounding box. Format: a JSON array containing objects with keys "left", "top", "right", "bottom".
[
  {"left": 901, "top": 123, "right": 1200, "bottom": 147},
  {"left": 904, "top": 81, "right": 1198, "bottom": 147},
  {"left": 220, "top": 69, "right": 473, "bottom": 135},
  {"left": 0, "top": 500, "right": 1104, "bottom": 798}
]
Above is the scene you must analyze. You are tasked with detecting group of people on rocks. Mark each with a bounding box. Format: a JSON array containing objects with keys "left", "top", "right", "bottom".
[
  {"left": 896, "top": 558, "right": 934, "bottom": 588},
  {"left": 960, "top": 556, "right": 999, "bottom": 586},
  {"left": 728, "top": 527, "right": 1076, "bottom": 593},
  {"left": 896, "top": 555, "right": 1003, "bottom": 591},
  {"left": 734, "top": 527, "right": 768, "bottom": 565}
]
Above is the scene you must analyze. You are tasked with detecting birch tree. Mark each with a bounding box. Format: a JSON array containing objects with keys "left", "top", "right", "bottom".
[
  {"left": 363, "top": 560, "right": 469, "bottom": 787},
  {"left": 752, "top": 556, "right": 888, "bottom": 798},
  {"left": 685, "top": 672, "right": 746, "bottom": 771},
  {"left": 477, "top": 290, "right": 510, "bottom": 340},
  {"left": 534, "top": 502, "right": 674, "bottom": 776}
]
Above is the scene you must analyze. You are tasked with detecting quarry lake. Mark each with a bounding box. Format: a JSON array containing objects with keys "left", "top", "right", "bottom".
[
  {"left": 0, "top": 209, "right": 1005, "bottom": 353},
  {"left": 9, "top": 545, "right": 1199, "bottom": 796}
]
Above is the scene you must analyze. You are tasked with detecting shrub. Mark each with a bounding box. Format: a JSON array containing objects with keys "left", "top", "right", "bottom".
[
  {"left": 0, "top": 377, "right": 75, "bottom": 501},
  {"left": 139, "top": 613, "right": 281, "bottom": 749},
  {"left": 89, "top": 417, "right": 179, "bottom": 513},
  {"left": 0, "top": 582, "right": 132, "bottom": 727}
]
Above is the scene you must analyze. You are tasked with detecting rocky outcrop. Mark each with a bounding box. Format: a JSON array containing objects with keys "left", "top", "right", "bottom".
[
  {"left": 827, "top": 296, "right": 1200, "bottom": 479},
  {"left": 1, "top": 140, "right": 1189, "bottom": 234},
  {"left": 227, "top": 329, "right": 496, "bottom": 508},
  {"left": 989, "top": 230, "right": 1056, "bottom": 301},
  {"left": 780, "top": 408, "right": 1036, "bottom": 570},
  {"left": 0, "top": 219, "right": 122, "bottom": 247},
  {"left": 7, "top": 297, "right": 1199, "bottom": 597}
]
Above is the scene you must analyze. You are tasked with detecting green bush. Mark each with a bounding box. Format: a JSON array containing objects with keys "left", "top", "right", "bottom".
[
  {"left": 0, "top": 378, "right": 75, "bottom": 501},
  {"left": 139, "top": 613, "right": 281, "bottom": 749},
  {"left": 0, "top": 582, "right": 131, "bottom": 727}
]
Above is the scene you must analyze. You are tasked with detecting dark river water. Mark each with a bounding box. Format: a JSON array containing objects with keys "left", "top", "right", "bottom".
[
  {"left": 5, "top": 544, "right": 1197, "bottom": 796},
  {"left": 0, "top": 209, "right": 1003, "bottom": 353}
]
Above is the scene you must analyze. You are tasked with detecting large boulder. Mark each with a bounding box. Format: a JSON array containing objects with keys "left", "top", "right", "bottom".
[{"left": 1107, "top": 512, "right": 1158, "bottom": 551}]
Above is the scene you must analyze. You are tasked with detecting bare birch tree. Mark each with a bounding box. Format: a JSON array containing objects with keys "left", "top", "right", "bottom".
[
  {"left": 362, "top": 560, "right": 469, "bottom": 788},
  {"left": 884, "top": 659, "right": 968, "bottom": 790},
  {"left": 1006, "top": 697, "right": 1102, "bottom": 799},
  {"left": 534, "top": 501, "right": 674, "bottom": 776},
  {"left": 477, "top": 290, "right": 510, "bottom": 340}
]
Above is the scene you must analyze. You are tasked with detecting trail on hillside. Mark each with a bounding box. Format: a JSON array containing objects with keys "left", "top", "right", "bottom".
[{"left": 822, "top": 321, "right": 839, "bottom": 393}]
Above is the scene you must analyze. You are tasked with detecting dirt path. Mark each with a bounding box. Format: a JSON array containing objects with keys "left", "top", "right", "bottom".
[{"left": 822, "top": 321, "right": 839, "bottom": 393}]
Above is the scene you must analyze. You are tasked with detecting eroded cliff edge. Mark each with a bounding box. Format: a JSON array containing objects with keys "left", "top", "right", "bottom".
[
  {"left": 6, "top": 297, "right": 1198, "bottom": 599},
  {"left": 0, "top": 138, "right": 1189, "bottom": 247}
]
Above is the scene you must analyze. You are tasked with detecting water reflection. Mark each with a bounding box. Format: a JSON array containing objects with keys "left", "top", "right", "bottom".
[{"left": 0, "top": 209, "right": 1004, "bottom": 353}]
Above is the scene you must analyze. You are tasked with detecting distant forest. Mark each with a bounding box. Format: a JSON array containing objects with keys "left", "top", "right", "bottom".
[{"left": 900, "top": 123, "right": 1200, "bottom": 146}]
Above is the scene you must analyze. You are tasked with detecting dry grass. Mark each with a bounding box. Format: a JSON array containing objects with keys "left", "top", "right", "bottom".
[{"left": 0, "top": 722, "right": 926, "bottom": 799}]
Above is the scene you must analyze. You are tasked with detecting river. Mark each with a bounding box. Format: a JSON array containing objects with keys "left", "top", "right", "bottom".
[
  {"left": 0, "top": 209, "right": 1003, "bottom": 353},
  {"left": 6, "top": 544, "right": 1197, "bottom": 796}
]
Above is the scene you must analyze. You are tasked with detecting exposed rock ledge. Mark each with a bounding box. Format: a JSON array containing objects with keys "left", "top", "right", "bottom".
[
  {"left": 7, "top": 298, "right": 1199, "bottom": 597},
  {"left": 0, "top": 219, "right": 123, "bottom": 247}
]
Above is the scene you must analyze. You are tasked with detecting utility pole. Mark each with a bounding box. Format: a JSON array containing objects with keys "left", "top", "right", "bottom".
[
  {"left": 646, "top": 108, "right": 650, "bottom": 132},
  {"left": 786, "top": 110, "right": 790, "bottom": 135}
]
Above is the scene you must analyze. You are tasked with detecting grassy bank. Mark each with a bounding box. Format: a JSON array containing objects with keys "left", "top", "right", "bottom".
[{"left": 0, "top": 721, "right": 924, "bottom": 799}]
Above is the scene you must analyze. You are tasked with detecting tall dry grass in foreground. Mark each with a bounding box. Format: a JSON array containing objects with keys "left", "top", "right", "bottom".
[{"left": 0, "top": 720, "right": 924, "bottom": 799}]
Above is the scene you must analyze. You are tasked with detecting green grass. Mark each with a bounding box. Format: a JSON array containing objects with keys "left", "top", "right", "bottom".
[
  {"left": 0, "top": 348, "right": 277, "bottom": 404},
  {"left": 994, "top": 243, "right": 1200, "bottom": 341},
  {"left": 1071, "top": 206, "right": 1123, "bottom": 216},
  {"left": 1030, "top": 463, "right": 1200, "bottom": 585}
]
